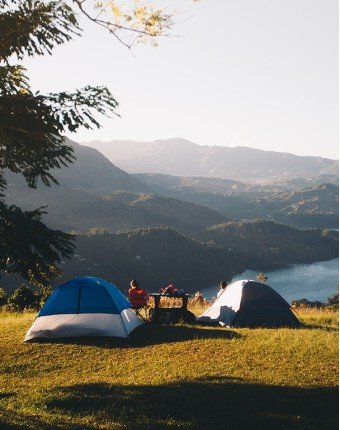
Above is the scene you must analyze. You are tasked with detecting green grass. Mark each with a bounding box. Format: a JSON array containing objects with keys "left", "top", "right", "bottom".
[{"left": 0, "top": 309, "right": 338, "bottom": 430}]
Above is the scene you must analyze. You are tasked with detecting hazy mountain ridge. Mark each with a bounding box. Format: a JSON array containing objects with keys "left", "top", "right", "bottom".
[
  {"left": 6, "top": 140, "right": 338, "bottom": 233},
  {"left": 247, "top": 184, "right": 339, "bottom": 228},
  {"left": 83, "top": 138, "right": 339, "bottom": 183},
  {"left": 5, "top": 138, "right": 150, "bottom": 195},
  {"left": 6, "top": 186, "right": 226, "bottom": 234},
  {"left": 134, "top": 173, "right": 339, "bottom": 229}
]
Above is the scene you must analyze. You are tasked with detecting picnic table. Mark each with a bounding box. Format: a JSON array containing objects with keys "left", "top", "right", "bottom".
[{"left": 149, "top": 293, "right": 191, "bottom": 323}]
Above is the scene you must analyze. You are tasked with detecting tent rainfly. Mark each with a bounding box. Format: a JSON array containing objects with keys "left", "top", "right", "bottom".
[
  {"left": 197, "top": 279, "right": 301, "bottom": 328},
  {"left": 24, "top": 277, "right": 143, "bottom": 341}
]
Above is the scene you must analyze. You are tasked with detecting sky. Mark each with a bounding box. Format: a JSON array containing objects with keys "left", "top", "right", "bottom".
[{"left": 24, "top": 0, "right": 339, "bottom": 159}]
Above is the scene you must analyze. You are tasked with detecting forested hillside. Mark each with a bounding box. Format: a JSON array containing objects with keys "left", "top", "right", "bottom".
[
  {"left": 135, "top": 174, "right": 339, "bottom": 229},
  {"left": 3, "top": 222, "right": 337, "bottom": 294},
  {"left": 202, "top": 220, "right": 338, "bottom": 269},
  {"left": 6, "top": 187, "right": 226, "bottom": 234}
]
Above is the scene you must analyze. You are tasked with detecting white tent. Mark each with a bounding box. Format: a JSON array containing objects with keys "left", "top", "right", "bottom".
[{"left": 197, "top": 279, "right": 301, "bottom": 327}]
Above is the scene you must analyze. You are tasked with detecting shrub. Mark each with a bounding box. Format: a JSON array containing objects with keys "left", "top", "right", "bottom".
[
  {"left": 291, "top": 298, "right": 325, "bottom": 309},
  {"left": 0, "top": 288, "right": 8, "bottom": 306},
  {"left": 8, "top": 284, "right": 39, "bottom": 312},
  {"left": 327, "top": 292, "right": 339, "bottom": 308}
]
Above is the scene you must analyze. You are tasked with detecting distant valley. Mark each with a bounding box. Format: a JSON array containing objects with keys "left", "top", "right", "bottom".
[{"left": 2, "top": 138, "right": 338, "bottom": 293}]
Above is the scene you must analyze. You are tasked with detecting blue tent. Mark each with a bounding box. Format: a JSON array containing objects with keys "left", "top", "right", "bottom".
[{"left": 24, "top": 277, "right": 144, "bottom": 341}]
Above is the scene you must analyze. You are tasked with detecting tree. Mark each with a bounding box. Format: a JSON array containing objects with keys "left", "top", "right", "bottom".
[{"left": 0, "top": 0, "right": 180, "bottom": 286}]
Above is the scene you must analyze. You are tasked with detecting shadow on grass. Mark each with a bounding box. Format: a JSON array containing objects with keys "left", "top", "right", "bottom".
[
  {"left": 30, "top": 324, "right": 241, "bottom": 348},
  {"left": 2, "top": 378, "right": 337, "bottom": 430},
  {"left": 300, "top": 323, "right": 338, "bottom": 332}
]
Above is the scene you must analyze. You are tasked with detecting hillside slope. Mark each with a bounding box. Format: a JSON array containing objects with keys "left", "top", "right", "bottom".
[
  {"left": 5, "top": 138, "right": 150, "bottom": 195},
  {"left": 202, "top": 220, "right": 338, "bottom": 270},
  {"left": 1, "top": 223, "right": 338, "bottom": 294},
  {"left": 135, "top": 173, "right": 339, "bottom": 229},
  {"left": 6, "top": 187, "right": 226, "bottom": 234}
]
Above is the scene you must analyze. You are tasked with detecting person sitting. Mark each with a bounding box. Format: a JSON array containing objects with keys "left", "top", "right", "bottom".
[
  {"left": 128, "top": 280, "right": 148, "bottom": 318},
  {"left": 217, "top": 280, "right": 228, "bottom": 298}
]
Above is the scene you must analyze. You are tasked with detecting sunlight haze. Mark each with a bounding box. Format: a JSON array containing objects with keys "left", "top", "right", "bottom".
[{"left": 24, "top": 0, "right": 339, "bottom": 159}]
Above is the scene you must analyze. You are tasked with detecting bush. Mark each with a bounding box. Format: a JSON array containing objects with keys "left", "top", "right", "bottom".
[
  {"left": 292, "top": 293, "right": 339, "bottom": 310},
  {"left": 8, "top": 284, "right": 39, "bottom": 312},
  {"left": 0, "top": 288, "right": 8, "bottom": 306},
  {"left": 291, "top": 298, "right": 325, "bottom": 309},
  {"left": 327, "top": 292, "right": 339, "bottom": 308}
]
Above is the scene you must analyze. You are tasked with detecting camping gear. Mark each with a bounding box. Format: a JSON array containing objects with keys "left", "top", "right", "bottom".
[
  {"left": 149, "top": 292, "right": 194, "bottom": 324},
  {"left": 160, "top": 284, "right": 177, "bottom": 294},
  {"left": 197, "top": 279, "right": 301, "bottom": 328},
  {"left": 24, "top": 277, "right": 144, "bottom": 341}
]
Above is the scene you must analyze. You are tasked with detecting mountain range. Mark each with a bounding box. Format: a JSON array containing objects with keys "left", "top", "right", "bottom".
[
  {"left": 5, "top": 139, "right": 339, "bottom": 231},
  {"left": 83, "top": 138, "right": 339, "bottom": 183},
  {"left": 5, "top": 139, "right": 149, "bottom": 195},
  {"left": 5, "top": 139, "right": 226, "bottom": 233},
  {"left": 134, "top": 173, "right": 339, "bottom": 229},
  {"left": 1, "top": 138, "right": 338, "bottom": 294}
]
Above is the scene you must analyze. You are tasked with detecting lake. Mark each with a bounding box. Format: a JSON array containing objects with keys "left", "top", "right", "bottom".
[{"left": 201, "top": 258, "right": 339, "bottom": 303}]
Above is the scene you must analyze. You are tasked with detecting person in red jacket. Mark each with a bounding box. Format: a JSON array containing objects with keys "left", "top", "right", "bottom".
[{"left": 128, "top": 280, "right": 148, "bottom": 317}]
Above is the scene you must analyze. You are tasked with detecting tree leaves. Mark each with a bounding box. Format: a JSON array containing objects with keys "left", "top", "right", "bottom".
[
  {"left": 0, "top": 0, "right": 80, "bottom": 60},
  {"left": 0, "top": 1, "right": 118, "bottom": 285},
  {"left": 0, "top": 202, "right": 75, "bottom": 286}
]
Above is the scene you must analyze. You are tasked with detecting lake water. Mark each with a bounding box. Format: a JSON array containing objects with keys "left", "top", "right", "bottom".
[{"left": 201, "top": 258, "right": 339, "bottom": 303}]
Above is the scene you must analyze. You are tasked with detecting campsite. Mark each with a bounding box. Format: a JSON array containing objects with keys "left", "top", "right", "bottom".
[
  {"left": 0, "top": 0, "right": 339, "bottom": 429},
  {"left": 0, "top": 294, "right": 338, "bottom": 429}
]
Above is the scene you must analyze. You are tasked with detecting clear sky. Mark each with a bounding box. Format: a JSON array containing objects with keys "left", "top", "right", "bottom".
[{"left": 24, "top": 0, "right": 339, "bottom": 159}]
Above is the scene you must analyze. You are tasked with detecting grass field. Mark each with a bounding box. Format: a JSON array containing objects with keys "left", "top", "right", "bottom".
[{"left": 0, "top": 307, "right": 338, "bottom": 430}]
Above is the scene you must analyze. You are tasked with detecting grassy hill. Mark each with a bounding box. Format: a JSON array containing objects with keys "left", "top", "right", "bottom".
[{"left": 0, "top": 308, "right": 338, "bottom": 429}]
